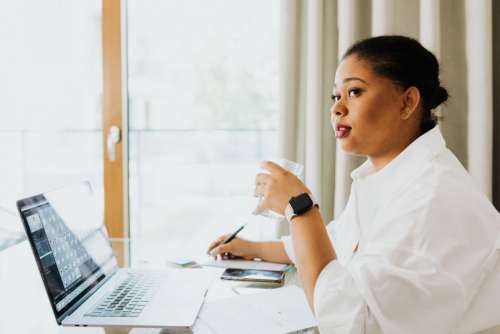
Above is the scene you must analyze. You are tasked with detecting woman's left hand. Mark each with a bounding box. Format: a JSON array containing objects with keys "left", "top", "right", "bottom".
[{"left": 254, "top": 161, "right": 310, "bottom": 215}]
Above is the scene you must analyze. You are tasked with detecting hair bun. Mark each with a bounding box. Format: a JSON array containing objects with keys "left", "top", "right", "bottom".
[{"left": 429, "top": 86, "right": 449, "bottom": 110}]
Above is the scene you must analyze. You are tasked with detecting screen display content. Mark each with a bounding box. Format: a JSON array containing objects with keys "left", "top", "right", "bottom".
[{"left": 18, "top": 183, "right": 117, "bottom": 317}]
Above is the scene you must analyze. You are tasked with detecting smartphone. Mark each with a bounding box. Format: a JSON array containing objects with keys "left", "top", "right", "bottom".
[{"left": 220, "top": 268, "right": 285, "bottom": 286}]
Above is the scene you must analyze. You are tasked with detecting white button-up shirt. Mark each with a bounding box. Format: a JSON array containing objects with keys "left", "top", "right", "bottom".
[{"left": 282, "top": 126, "right": 500, "bottom": 333}]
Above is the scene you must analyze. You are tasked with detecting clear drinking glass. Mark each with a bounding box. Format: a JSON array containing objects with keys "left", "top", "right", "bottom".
[{"left": 253, "top": 158, "right": 304, "bottom": 219}]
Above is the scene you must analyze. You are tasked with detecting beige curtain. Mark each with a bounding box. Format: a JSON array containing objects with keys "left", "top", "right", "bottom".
[{"left": 278, "top": 0, "right": 500, "bottom": 230}]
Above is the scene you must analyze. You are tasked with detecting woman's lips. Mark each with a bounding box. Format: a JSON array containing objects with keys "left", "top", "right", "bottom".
[{"left": 335, "top": 125, "right": 352, "bottom": 139}]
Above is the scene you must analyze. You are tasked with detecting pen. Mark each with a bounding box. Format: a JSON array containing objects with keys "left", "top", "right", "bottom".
[
  {"left": 221, "top": 223, "right": 246, "bottom": 244},
  {"left": 210, "top": 223, "right": 247, "bottom": 256}
]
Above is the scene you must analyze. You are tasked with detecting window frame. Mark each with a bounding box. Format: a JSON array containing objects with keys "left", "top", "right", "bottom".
[{"left": 102, "top": 0, "right": 129, "bottom": 242}]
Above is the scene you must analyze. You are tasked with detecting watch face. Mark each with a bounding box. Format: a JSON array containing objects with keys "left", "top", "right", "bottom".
[{"left": 290, "top": 193, "right": 313, "bottom": 215}]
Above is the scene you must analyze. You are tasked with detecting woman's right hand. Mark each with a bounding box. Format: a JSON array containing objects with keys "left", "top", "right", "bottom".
[{"left": 207, "top": 235, "right": 259, "bottom": 260}]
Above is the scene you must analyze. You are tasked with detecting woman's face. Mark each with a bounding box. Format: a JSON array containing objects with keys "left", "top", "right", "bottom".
[{"left": 331, "top": 55, "right": 412, "bottom": 165}]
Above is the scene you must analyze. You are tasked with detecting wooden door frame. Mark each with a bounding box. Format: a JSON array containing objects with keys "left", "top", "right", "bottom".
[{"left": 102, "top": 0, "right": 129, "bottom": 242}]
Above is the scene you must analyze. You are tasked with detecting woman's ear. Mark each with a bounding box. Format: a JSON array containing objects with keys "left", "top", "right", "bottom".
[{"left": 400, "top": 86, "right": 421, "bottom": 120}]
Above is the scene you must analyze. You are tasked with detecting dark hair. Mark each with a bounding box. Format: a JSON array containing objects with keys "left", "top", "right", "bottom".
[{"left": 343, "top": 35, "right": 448, "bottom": 134}]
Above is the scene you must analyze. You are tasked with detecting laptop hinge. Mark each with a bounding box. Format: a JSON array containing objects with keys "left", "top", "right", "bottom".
[{"left": 57, "top": 269, "right": 118, "bottom": 324}]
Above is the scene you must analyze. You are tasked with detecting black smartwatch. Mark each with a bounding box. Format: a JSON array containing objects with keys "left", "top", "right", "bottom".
[{"left": 284, "top": 193, "right": 319, "bottom": 222}]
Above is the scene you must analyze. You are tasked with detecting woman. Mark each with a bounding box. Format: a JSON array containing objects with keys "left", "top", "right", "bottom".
[{"left": 207, "top": 36, "right": 500, "bottom": 333}]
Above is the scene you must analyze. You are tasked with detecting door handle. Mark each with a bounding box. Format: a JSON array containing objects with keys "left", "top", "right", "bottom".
[{"left": 107, "top": 125, "right": 121, "bottom": 161}]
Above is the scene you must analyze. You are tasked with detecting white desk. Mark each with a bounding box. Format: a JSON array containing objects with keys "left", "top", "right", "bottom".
[{"left": 0, "top": 239, "right": 316, "bottom": 334}]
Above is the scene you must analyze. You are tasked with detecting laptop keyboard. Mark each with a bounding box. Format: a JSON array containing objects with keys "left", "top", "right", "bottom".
[{"left": 86, "top": 272, "right": 161, "bottom": 318}]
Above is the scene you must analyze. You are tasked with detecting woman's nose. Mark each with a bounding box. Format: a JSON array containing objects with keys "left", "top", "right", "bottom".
[{"left": 331, "top": 102, "right": 347, "bottom": 118}]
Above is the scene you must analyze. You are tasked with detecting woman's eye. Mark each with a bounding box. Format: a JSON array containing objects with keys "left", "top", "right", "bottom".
[
  {"left": 348, "top": 88, "right": 362, "bottom": 98},
  {"left": 332, "top": 88, "right": 362, "bottom": 102}
]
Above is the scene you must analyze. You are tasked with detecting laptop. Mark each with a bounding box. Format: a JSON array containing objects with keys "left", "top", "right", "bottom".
[{"left": 17, "top": 181, "right": 213, "bottom": 330}]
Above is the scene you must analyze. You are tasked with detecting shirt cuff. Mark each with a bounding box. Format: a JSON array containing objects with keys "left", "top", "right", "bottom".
[{"left": 280, "top": 235, "right": 296, "bottom": 264}]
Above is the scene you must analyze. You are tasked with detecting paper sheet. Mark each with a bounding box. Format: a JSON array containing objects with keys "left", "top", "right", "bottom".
[
  {"left": 193, "top": 285, "right": 317, "bottom": 334},
  {"left": 232, "top": 286, "right": 272, "bottom": 295},
  {"left": 202, "top": 258, "right": 292, "bottom": 271}
]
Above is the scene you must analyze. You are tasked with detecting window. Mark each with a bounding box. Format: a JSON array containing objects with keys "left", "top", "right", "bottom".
[
  {"left": 127, "top": 0, "right": 280, "bottom": 261},
  {"left": 0, "top": 0, "right": 103, "bottom": 250}
]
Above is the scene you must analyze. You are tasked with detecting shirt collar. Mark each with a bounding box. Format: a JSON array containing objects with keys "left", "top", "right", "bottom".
[{"left": 350, "top": 126, "right": 446, "bottom": 206}]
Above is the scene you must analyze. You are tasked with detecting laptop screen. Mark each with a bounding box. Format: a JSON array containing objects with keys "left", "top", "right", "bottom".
[{"left": 17, "top": 182, "right": 118, "bottom": 321}]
